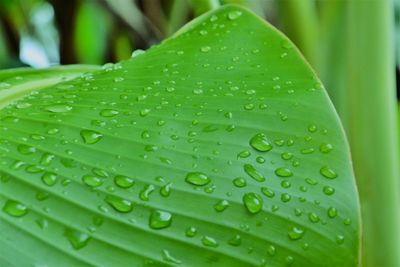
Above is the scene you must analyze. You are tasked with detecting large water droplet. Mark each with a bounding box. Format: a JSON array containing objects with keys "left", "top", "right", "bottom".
[
  {"left": 249, "top": 133, "right": 272, "bottom": 152},
  {"left": 82, "top": 174, "right": 103, "bottom": 187},
  {"left": 114, "top": 175, "right": 134, "bottom": 188},
  {"left": 80, "top": 130, "right": 103, "bottom": 144},
  {"left": 244, "top": 164, "right": 265, "bottom": 182},
  {"left": 105, "top": 195, "right": 133, "bottom": 213},
  {"left": 2, "top": 199, "right": 28, "bottom": 217},
  {"left": 64, "top": 228, "right": 91, "bottom": 250},
  {"left": 320, "top": 166, "right": 338, "bottom": 179},
  {"left": 185, "top": 172, "right": 210, "bottom": 186},
  {"left": 41, "top": 172, "right": 57, "bottom": 186},
  {"left": 288, "top": 226, "right": 304, "bottom": 240},
  {"left": 275, "top": 167, "right": 293, "bottom": 177},
  {"left": 149, "top": 210, "right": 172, "bottom": 229},
  {"left": 242, "top": 192, "right": 263, "bottom": 214}
]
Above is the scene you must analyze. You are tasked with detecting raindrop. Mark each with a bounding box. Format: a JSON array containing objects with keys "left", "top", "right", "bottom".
[
  {"left": 275, "top": 167, "right": 293, "bottom": 177},
  {"left": 244, "top": 164, "right": 265, "bottom": 182},
  {"left": 185, "top": 172, "right": 210, "bottom": 186},
  {"left": 114, "top": 175, "right": 134, "bottom": 188},
  {"left": 105, "top": 195, "right": 133, "bottom": 213},
  {"left": 80, "top": 130, "right": 103, "bottom": 144},
  {"left": 227, "top": 10, "right": 242, "bottom": 20},
  {"left": 82, "top": 174, "right": 103, "bottom": 187},
  {"left": 149, "top": 210, "right": 172, "bottom": 229},
  {"left": 242, "top": 192, "right": 263, "bottom": 214},
  {"left": 41, "top": 172, "right": 57, "bottom": 186},
  {"left": 320, "top": 166, "right": 338, "bottom": 179},
  {"left": 214, "top": 199, "right": 229, "bottom": 212},
  {"left": 288, "top": 226, "right": 304, "bottom": 240},
  {"left": 64, "top": 228, "right": 91, "bottom": 250},
  {"left": 228, "top": 234, "right": 242, "bottom": 246},
  {"left": 100, "top": 109, "right": 119, "bottom": 117},
  {"left": 201, "top": 236, "right": 218, "bottom": 247},
  {"left": 2, "top": 199, "right": 28, "bottom": 217},
  {"left": 185, "top": 226, "right": 197, "bottom": 237},
  {"left": 249, "top": 133, "right": 272, "bottom": 152},
  {"left": 45, "top": 104, "right": 72, "bottom": 113},
  {"left": 233, "top": 177, "right": 247, "bottom": 188}
]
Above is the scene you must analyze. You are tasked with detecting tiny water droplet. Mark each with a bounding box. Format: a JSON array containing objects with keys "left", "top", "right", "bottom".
[
  {"left": 261, "top": 187, "right": 275, "bottom": 198},
  {"left": 139, "top": 184, "right": 155, "bottom": 201},
  {"left": 100, "top": 109, "right": 119, "bottom": 117},
  {"left": 131, "top": 49, "right": 145, "bottom": 57},
  {"left": 319, "top": 143, "right": 333, "bottom": 153},
  {"left": 323, "top": 186, "right": 335, "bottom": 195},
  {"left": 162, "top": 249, "right": 181, "bottom": 264},
  {"left": 200, "top": 46, "right": 211, "bottom": 53},
  {"left": 328, "top": 207, "right": 337, "bottom": 218},
  {"left": 227, "top": 10, "right": 242, "bottom": 20},
  {"left": 45, "top": 104, "right": 72, "bottom": 113},
  {"left": 228, "top": 234, "right": 242, "bottom": 246},
  {"left": 185, "top": 226, "right": 197, "bottom": 237},
  {"left": 160, "top": 183, "right": 172, "bottom": 197}
]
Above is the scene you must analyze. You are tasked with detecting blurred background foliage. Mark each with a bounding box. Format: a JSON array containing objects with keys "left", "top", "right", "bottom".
[{"left": 0, "top": 0, "right": 399, "bottom": 266}]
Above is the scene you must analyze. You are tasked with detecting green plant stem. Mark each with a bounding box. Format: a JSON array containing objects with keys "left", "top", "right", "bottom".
[
  {"left": 167, "top": 0, "right": 190, "bottom": 36},
  {"left": 190, "top": 0, "right": 220, "bottom": 17},
  {"left": 346, "top": 0, "right": 400, "bottom": 265},
  {"left": 277, "top": 0, "right": 318, "bottom": 63}
]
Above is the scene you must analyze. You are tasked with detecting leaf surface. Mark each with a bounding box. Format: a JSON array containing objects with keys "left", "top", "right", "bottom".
[{"left": 0, "top": 5, "right": 359, "bottom": 267}]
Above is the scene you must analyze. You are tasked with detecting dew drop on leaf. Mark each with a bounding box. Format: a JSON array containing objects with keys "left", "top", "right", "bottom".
[
  {"left": 249, "top": 133, "right": 272, "bottom": 152},
  {"left": 319, "top": 143, "right": 333, "bottom": 153},
  {"left": 41, "top": 172, "right": 57, "bottom": 186},
  {"left": 185, "top": 172, "right": 210, "bottom": 186},
  {"left": 185, "top": 226, "right": 197, "bottom": 237},
  {"left": 320, "top": 166, "right": 338, "bottom": 179},
  {"left": 160, "top": 183, "right": 172, "bottom": 197},
  {"left": 82, "top": 174, "right": 103, "bottom": 187},
  {"left": 328, "top": 207, "right": 338, "bottom": 218},
  {"left": 275, "top": 167, "right": 293, "bottom": 177},
  {"left": 162, "top": 249, "right": 181, "bottom": 264},
  {"left": 100, "top": 109, "right": 119, "bottom": 117},
  {"left": 288, "top": 226, "right": 304, "bottom": 240},
  {"left": 244, "top": 164, "right": 265, "bottom": 182},
  {"left": 227, "top": 10, "right": 242, "bottom": 20},
  {"left": 64, "top": 228, "right": 91, "bottom": 250},
  {"left": 80, "top": 130, "right": 103, "bottom": 144},
  {"left": 139, "top": 184, "right": 155, "bottom": 201},
  {"left": 149, "top": 210, "right": 172, "bottom": 229},
  {"left": 114, "top": 175, "right": 134, "bottom": 188},
  {"left": 242, "top": 192, "right": 263, "bottom": 214},
  {"left": 45, "top": 104, "right": 72, "bottom": 113},
  {"left": 261, "top": 187, "right": 275, "bottom": 198},
  {"left": 201, "top": 236, "right": 219, "bottom": 247},
  {"left": 233, "top": 177, "right": 247, "bottom": 188},
  {"left": 105, "top": 195, "right": 133, "bottom": 213},
  {"left": 2, "top": 199, "right": 28, "bottom": 217},
  {"left": 228, "top": 234, "right": 242, "bottom": 246},
  {"left": 214, "top": 199, "right": 229, "bottom": 212}
]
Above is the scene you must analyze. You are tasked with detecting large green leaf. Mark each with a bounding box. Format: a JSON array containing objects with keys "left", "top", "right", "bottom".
[{"left": 0, "top": 5, "right": 360, "bottom": 267}]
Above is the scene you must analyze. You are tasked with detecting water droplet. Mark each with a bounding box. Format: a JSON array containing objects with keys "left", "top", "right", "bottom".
[
  {"left": 80, "top": 130, "right": 103, "bottom": 144},
  {"left": 131, "top": 49, "right": 145, "bottom": 57},
  {"left": 281, "top": 40, "right": 292, "bottom": 49},
  {"left": 17, "top": 144, "right": 36, "bottom": 154},
  {"left": 249, "top": 133, "right": 272, "bottom": 152},
  {"left": 45, "top": 104, "right": 72, "bottom": 113},
  {"left": 243, "top": 192, "right": 263, "bottom": 214},
  {"left": 82, "top": 174, "right": 103, "bottom": 187},
  {"left": 214, "top": 199, "right": 229, "bottom": 212},
  {"left": 64, "top": 228, "right": 91, "bottom": 250},
  {"left": 228, "top": 234, "right": 242, "bottom": 246},
  {"left": 105, "top": 195, "right": 133, "bottom": 213},
  {"left": 267, "top": 245, "right": 276, "bottom": 256},
  {"left": 244, "top": 164, "right": 265, "bottom": 182},
  {"left": 227, "top": 10, "right": 242, "bottom": 20},
  {"left": 41, "top": 172, "right": 57, "bottom": 186},
  {"left": 139, "top": 184, "right": 155, "bottom": 201},
  {"left": 320, "top": 166, "right": 338, "bottom": 179},
  {"left": 237, "top": 150, "right": 251, "bottom": 158},
  {"left": 288, "top": 226, "right": 304, "bottom": 240},
  {"left": 275, "top": 167, "right": 293, "bottom": 177},
  {"left": 114, "top": 175, "right": 134, "bottom": 188},
  {"left": 162, "top": 249, "right": 181, "bottom": 264},
  {"left": 261, "top": 187, "right": 275, "bottom": 198},
  {"left": 319, "top": 143, "right": 333, "bottom": 153},
  {"left": 2, "top": 199, "right": 28, "bottom": 217},
  {"left": 200, "top": 46, "right": 211, "bottom": 53},
  {"left": 149, "top": 210, "right": 172, "bottom": 229},
  {"left": 201, "top": 236, "right": 218, "bottom": 247},
  {"left": 281, "top": 193, "right": 291, "bottom": 202},
  {"left": 160, "top": 183, "right": 172, "bottom": 197},
  {"left": 323, "top": 186, "right": 335, "bottom": 195},
  {"left": 281, "top": 152, "right": 293, "bottom": 160},
  {"left": 185, "top": 226, "right": 197, "bottom": 237},
  {"left": 336, "top": 235, "right": 345, "bottom": 244},
  {"left": 185, "top": 172, "right": 210, "bottom": 186},
  {"left": 308, "top": 212, "right": 320, "bottom": 223},
  {"left": 233, "top": 177, "right": 247, "bottom": 188},
  {"left": 328, "top": 207, "right": 337, "bottom": 218},
  {"left": 100, "top": 109, "right": 119, "bottom": 117}
]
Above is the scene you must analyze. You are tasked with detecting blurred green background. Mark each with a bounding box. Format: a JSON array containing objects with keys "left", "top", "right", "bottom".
[{"left": 0, "top": 0, "right": 399, "bottom": 266}]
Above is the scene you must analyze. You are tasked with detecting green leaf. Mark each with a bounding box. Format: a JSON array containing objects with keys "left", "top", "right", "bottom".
[{"left": 0, "top": 5, "right": 359, "bottom": 266}]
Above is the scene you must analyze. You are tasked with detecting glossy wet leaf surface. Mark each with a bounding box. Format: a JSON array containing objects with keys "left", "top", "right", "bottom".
[{"left": 0, "top": 5, "right": 359, "bottom": 267}]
